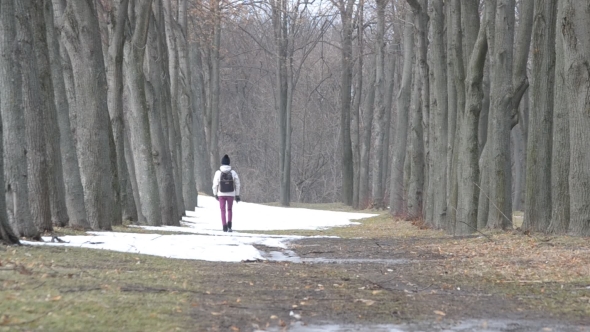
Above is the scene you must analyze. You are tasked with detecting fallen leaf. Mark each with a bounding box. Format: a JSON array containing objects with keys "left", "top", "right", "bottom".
[
  {"left": 230, "top": 326, "right": 240, "bottom": 331},
  {"left": 211, "top": 312, "right": 222, "bottom": 316},
  {"left": 434, "top": 310, "right": 446, "bottom": 316},
  {"left": 270, "top": 315, "right": 278, "bottom": 319},
  {"left": 354, "top": 299, "right": 375, "bottom": 306}
]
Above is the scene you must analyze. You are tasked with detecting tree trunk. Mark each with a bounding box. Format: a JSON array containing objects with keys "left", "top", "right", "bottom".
[
  {"left": 161, "top": 0, "right": 184, "bottom": 216},
  {"left": 456, "top": 13, "right": 488, "bottom": 235},
  {"left": 390, "top": 11, "right": 413, "bottom": 217},
  {"left": 561, "top": 0, "right": 590, "bottom": 236},
  {"left": 106, "top": 0, "right": 137, "bottom": 222},
  {"left": 177, "top": 0, "right": 198, "bottom": 212},
  {"left": 351, "top": 0, "right": 363, "bottom": 210},
  {"left": 370, "top": 0, "right": 388, "bottom": 209},
  {"left": 548, "top": 0, "right": 569, "bottom": 234},
  {"left": 0, "top": 0, "right": 39, "bottom": 238},
  {"left": 406, "top": 0, "right": 428, "bottom": 220},
  {"left": 338, "top": 0, "right": 355, "bottom": 206},
  {"left": 47, "top": 0, "right": 89, "bottom": 229},
  {"left": 124, "top": 129, "right": 146, "bottom": 223},
  {"left": 487, "top": 0, "right": 515, "bottom": 229},
  {"left": 445, "top": 2, "right": 457, "bottom": 219},
  {"left": 511, "top": 123, "right": 525, "bottom": 211},
  {"left": 358, "top": 58, "right": 375, "bottom": 209},
  {"left": 190, "top": 42, "right": 213, "bottom": 195},
  {"left": 476, "top": 0, "right": 497, "bottom": 230},
  {"left": 429, "top": 0, "right": 447, "bottom": 228},
  {"left": 524, "top": 0, "right": 556, "bottom": 232},
  {"left": 381, "top": 39, "right": 396, "bottom": 207},
  {"left": 0, "top": 125, "right": 19, "bottom": 244},
  {"left": 123, "top": 0, "right": 161, "bottom": 226},
  {"left": 31, "top": 0, "right": 70, "bottom": 228},
  {"left": 16, "top": 0, "right": 53, "bottom": 233},
  {"left": 60, "top": 0, "right": 115, "bottom": 230},
  {"left": 407, "top": 60, "right": 424, "bottom": 220},
  {"left": 208, "top": 0, "right": 221, "bottom": 177},
  {"left": 145, "top": 9, "right": 180, "bottom": 226}
]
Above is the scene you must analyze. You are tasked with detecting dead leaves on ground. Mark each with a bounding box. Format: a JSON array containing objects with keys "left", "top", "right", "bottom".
[{"left": 421, "top": 233, "right": 590, "bottom": 283}]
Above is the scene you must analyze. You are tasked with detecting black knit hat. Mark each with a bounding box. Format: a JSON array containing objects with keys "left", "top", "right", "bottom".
[{"left": 221, "top": 154, "right": 230, "bottom": 166}]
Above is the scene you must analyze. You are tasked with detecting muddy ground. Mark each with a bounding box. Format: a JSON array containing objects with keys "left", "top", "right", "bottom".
[{"left": 188, "top": 236, "right": 589, "bottom": 331}]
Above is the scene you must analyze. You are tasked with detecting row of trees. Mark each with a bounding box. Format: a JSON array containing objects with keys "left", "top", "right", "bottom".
[{"left": 1, "top": 0, "right": 589, "bottom": 245}]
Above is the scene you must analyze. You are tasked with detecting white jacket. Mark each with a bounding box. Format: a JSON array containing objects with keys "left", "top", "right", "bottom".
[{"left": 212, "top": 165, "right": 241, "bottom": 197}]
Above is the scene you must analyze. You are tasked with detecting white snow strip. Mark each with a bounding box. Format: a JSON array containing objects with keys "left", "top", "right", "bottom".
[{"left": 22, "top": 196, "right": 377, "bottom": 263}]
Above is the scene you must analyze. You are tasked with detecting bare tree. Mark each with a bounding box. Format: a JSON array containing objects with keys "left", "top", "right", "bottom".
[
  {"left": 0, "top": 0, "right": 39, "bottom": 238},
  {"left": 370, "top": 0, "right": 389, "bottom": 209},
  {"left": 123, "top": 0, "right": 162, "bottom": 226},
  {"left": 332, "top": 0, "right": 355, "bottom": 206},
  {"left": 487, "top": 0, "right": 515, "bottom": 229},
  {"left": 561, "top": 0, "right": 590, "bottom": 236},
  {"left": 428, "top": 0, "right": 447, "bottom": 227},
  {"left": 106, "top": 0, "right": 138, "bottom": 222},
  {"left": 548, "top": 0, "right": 569, "bottom": 234},
  {"left": 16, "top": 0, "right": 53, "bottom": 232},
  {"left": 47, "top": 0, "right": 90, "bottom": 229},
  {"left": 524, "top": 0, "right": 556, "bottom": 232},
  {"left": 406, "top": 0, "right": 427, "bottom": 219},
  {"left": 455, "top": 2, "right": 488, "bottom": 235},
  {"left": 0, "top": 125, "right": 19, "bottom": 244},
  {"left": 177, "top": 0, "right": 198, "bottom": 211},
  {"left": 389, "top": 10, "right": 413, "bottom": 217},
  {"left": 32, "top": 0, "right": 69, "bottom": 228}
]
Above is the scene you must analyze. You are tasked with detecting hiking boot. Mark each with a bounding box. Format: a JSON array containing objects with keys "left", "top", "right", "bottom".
[
  {"left": 223, "top": 225, "right": 228, "bottom": 232},
  {"left": 227, "top": 221, "right": 232, "bottom": 232}
]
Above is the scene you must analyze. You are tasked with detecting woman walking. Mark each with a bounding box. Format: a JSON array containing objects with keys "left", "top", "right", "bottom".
[{"left": 212, "top": 155, "right": 241, "bottom": 232}]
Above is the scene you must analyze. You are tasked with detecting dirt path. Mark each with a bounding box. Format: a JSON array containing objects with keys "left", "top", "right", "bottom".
[{"left": 188, "top": 236, "right": 590, "bottom": 331}]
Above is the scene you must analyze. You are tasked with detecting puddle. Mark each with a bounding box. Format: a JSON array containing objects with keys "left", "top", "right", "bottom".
[
  {"left": 261, "top": 250, "right": 409, "bottom": 265},
  {"left": 258, "top": 319, "right": 590, "bottom": 332}
]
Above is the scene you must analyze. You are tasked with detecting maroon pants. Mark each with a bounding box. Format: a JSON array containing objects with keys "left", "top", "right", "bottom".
[{"left": 219, "top": 196, "right": 234, "bottom": 226}]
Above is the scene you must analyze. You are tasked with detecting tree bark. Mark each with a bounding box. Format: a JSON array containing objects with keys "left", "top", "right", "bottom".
[
  {"left": 358, "top": 57, "right": 375, "bottom": 209},
  {"left": 32, "top": 0, "right": 70, "bottom": 228},
  {"left": 189, "top": 41, "right": 213, "bottom": 195},
  {"left": 476, "top": 0, "right": 497, "bottom": 230},
  {"left": 0, "top": 0, "right": 39, "bottom": 238},
  {"left": 407, "top": 59, "right": 424, "bottom": 220},
  {"left": 487, "top": 0, "right": 515, "bottom": 229},
  {"left": 336, "top": 0, "right": 355, "bottom": 206},
  {"left": 370, "top": 0, "right": 388, "bottom": 209},
  {"left": 207, "top": 0, "right": 221, "bottom": 177},
  {"left": 351, "top": 0, "right": 364, "bottom": 209},
  {"left": 561, "top": 0, "right": 590, "bottom": 236},
  {"left": 16, "top": 0, "right": 53, "bottom": 233},
  {"left": 161, "top": 0, "right": 184, "bottom": 216},
  {"left": 524, "top": 0, "right": 556, "bottom": 232},
  {"left": 548, "top": 0, "right": 569, "bottom": 234},
  {"left": 0, "top": 123, "right": 19, "bottom": 244},
  {"left": 145, "top": 8, "right": 180, "bottom": 226},
  {"left": 177, "top": 0, "right": 198, "bottom": 211},
  {"left": 47, "top": 0, "right": 89, "bottom": 229},
  {"left": 60, "top": 0, "right": 115, "bottom": 230},
  {"left": 456, "top": 12, "right": 488, "bottom": 235},
  {"left": 123, "top": 0, "right": 161, "bottom": 226},
  {"left": 429, "top": 0, "right": 447, "bottom": 228},
  {"left": 106, "top": 0, "right": 137, "bottom": 222},
  {"left": 389, "top": 11, "right": 413, "bottom": 217}
]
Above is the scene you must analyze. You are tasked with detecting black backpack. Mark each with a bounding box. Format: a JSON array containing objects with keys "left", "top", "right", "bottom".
[{"left": 219, "top": 171, "right": 234, "bottom": 193}]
